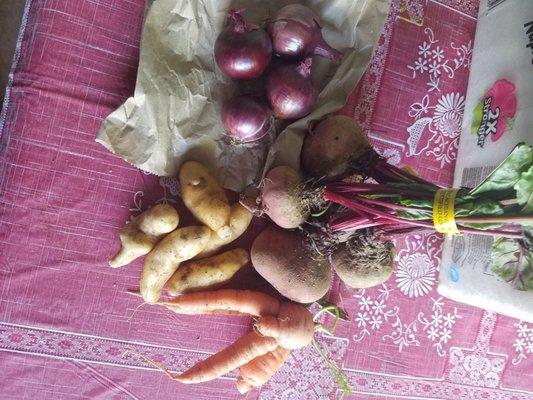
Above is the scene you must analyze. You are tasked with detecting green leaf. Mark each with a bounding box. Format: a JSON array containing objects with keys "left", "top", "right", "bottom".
[
  {"left": 398, "top": 197, "right": 433, "bottom": 209},
  {"left": 514, "top": 166, "right": 533, "bottom": 213},
  {"left": 455, "top": 201, "right": 504, "bottom": 217},
  {"left": 454, "top": 200, "right": 505, "bottom": 229},
  {"left": 470, "top": 143, "right": 532, "bottom": 198},
  {"left": 396, "top": 210, "right": 432, "bottom": 220},
  {"left": 491, "top": 237, "right": 533, "bottom": 291}
]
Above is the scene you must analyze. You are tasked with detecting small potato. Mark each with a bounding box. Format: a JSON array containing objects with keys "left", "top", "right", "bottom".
[
  {"left": 167, "top": 248, "right": 249, "bottom": 295},
  {"left": 137, "top": 203, "right": 180, "bottom": 236},
  {"left": 196, "top": 203, "right": 253, "bottom": 259},
  {"left": 109, "top": 204, "right": 179, "bottom": 268},
  {"left": 179, "top": 161, "right": 231, "bottom": 238},
  {"left": 140, "top": 226, "right": 211, "bottom": 303}
]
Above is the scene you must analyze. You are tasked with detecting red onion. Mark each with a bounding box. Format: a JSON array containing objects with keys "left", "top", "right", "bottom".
[
  {"left": 214, "top": 9, "right": 272, "bottom": 79},
  {"left": 265, "top": 57, "right": 318, "bottom": 120},
  {"left": 221, "top": 95, "right": 271, "bottom": 142},
  {"left": 268, "top": 4, "right": 342, "bottom": 61}
]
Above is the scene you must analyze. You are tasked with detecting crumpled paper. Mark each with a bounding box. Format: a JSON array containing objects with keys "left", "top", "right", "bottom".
[{"left": 96, "top": 0, "right": 390, "bottom": 191}]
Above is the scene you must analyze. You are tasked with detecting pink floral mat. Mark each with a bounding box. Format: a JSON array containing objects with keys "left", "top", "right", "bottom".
[{"left": 1, "top": 1, "right": 532, "bottom": 399}]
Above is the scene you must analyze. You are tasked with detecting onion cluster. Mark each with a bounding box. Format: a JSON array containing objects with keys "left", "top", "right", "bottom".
[{"left": 214, "top": 6, "right": 342, "bottom": 143}]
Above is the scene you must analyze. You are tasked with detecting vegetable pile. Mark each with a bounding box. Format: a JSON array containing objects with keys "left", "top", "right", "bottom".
[
  {"left": 111, "top": 161, "right": 253, "bottom": 303},
  {"left": 107, "top": 2, "right": 533, "bottom": 396},
  {"left": 214, "top": 6, "right": 342, "bottom": 142},
  {"left": 250, "top": 112, "right": 532, "bottom": 292},
  {"left": 131, "top": 289, "right": 316, "bottom": 393},
  {"left": 110, "top": 159, "right": 346, "bottom": 394}
]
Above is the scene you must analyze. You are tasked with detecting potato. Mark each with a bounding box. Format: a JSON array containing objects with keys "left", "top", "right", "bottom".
[
  {"left": 137, "top": 203, "right": 180, "bottom": 236},
  {"left": 251, "top": 226, "right": 331, "bottom": 303},
  {"left": 109, "top": 203, "right": 179, "bottom": 268},
  {"left": 331, "top": 237, "right": 395, "bottom": 289},
  {"left": 196, "top": 203, "right": 253, "bottom": 259},
  {"left": 140, "top": 226, "right": 211, "bottom": 303},
  {"left": 179, "top": 161, "right": 231, "bottom": 238},
  {"left": 167, "top": 248, "right": 249, "bottom": 295}
]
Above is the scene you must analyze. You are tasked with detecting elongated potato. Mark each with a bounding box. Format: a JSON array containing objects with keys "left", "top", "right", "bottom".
[
  {"left": 196, "top": 203, "right": 253, "bottom": 259},
  {"left": 167, "top": 248, "right": 249, "bottom": 295},
  {"left": 140, "top": 226, "right": 211, "bottom": 303},
  {"left": 109, "top": 204, "right": 179, "bottom": 268},
  {"left": 179, "top": 161, "right": 231, "bottom": 238}
]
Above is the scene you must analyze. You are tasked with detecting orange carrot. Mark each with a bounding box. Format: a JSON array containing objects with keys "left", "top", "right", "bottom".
[
  {"left": 236, "top": 346, "right": 288, "bottom": 394},
  {"left": 128, "top": 289, "right": 317, "bottom": 389},
  {"left": 203, "top": 310, "right": 248, "bottom": 316},
  {"left": 161, "top": 289, "right": 281, "bottom": 317},
  {"left": 255, "top": 303, "right": 315, "bottom": 349},
  {"left": 178, "top": 331, "right": 278, "bottom": 384}
]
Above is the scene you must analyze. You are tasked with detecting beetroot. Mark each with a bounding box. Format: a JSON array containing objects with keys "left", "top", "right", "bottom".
[
  {"left": 331, "top": 232, "right": 395, "bottom": 289},
  {"left": 301, "top": 116, "right": 372, "bottom": 180},
  {"left": 260, "top": 166, "right": 310, "bottom": 229}
]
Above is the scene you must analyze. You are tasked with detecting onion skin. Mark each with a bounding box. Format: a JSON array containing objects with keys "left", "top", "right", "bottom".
[
  {"left": 268, "top": 4, "right": 342, "bottom": 61},
  {"left": 215, "top": 10, "right": 272, "bottom": 80},
  {"left": 302, "top": 116, "right": 372, "bottom": 179},
  {"left": 221, "top": 95, "right": 271, "bottom": 142},
  {"left": 265, "top": 57, "right": 318, "bottom": 120}
]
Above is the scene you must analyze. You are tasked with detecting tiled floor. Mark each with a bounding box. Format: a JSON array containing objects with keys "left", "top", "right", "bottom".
[{"left": 0, "top": 0, "right": 25, "bottom": 101}]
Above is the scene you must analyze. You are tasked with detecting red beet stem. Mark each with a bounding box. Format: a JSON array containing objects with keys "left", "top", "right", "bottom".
[{"left": 324, "top": 190, "right": 523, "bottom": 239}]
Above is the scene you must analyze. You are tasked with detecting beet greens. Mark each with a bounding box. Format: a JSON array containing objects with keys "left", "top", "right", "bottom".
[{"left": 321, "top": 142, "right": 533, "bottom": 290}]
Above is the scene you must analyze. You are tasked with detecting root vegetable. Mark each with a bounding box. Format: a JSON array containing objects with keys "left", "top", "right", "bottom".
[
  {"left": 265, "top": 57, "right": 317, "bottom": 120},
  {"left": 131, "top": 288, "right": 321, "bottom": 390},
  {"left": 261, "top": 166, "right": 310, "bottom": 229},
  {"left": 255, "top": 303, "right": 315, "bottom": 349},
  {"left": 161, "top": 288, "right": 281, "bottom": 316},
  {"left": 178, "top": 331, "right": 279, "bottom": 384},
  {"left": 251, "top": 226, "right": 331, "bottom": 303},
  {"left": 136, "top": 204, "right": 180, "bottom": 236},
  {"left": 140, "top": 226, "right": 211, "bottom": 303},
  {"left": 236, "top": 346, "right": 288, "bottom": 394},
  {"left": 109, "top": 204, "right": 179, "bottom": 268},
  {"left": 331, "top": 232, "right": 395, "bottom": 289},
  {"left": 179, "top": 161, "right": 231, "bottom": 238},
  {"left": 196, "top": 203, "right": 252, "bottom": 258},
  {"left": 301, "top": 116, "right": 372, "bottom": 180},
  {"left": 214, "top": 9, "right": 272, "bottom": 80},
  {"left": 268, "top": 4, "right": 342, "bottom": 60},
  {"left": 166, "top": 249, "right": 249, "bottom": 295},
  {"left": 221, "top": 95, "right": 271, "bottom": 142}
]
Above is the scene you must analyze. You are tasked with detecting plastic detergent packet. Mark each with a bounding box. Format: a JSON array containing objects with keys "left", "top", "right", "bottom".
[{"left": 438, "top": 0, "right": 533, "bottom": 321}]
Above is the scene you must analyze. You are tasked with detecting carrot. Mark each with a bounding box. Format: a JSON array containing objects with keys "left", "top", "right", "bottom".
[
  {"left": 178, "top": 331, "right": 278, "bottom": 384},
  {"left": 236, "top": 346, "right": 288, "bottom": 394},
  {"left": 161, "top": 289, "right": 281, "bottom": 317},
  {"left": 127, "top": 289, "right": 317, "bottom": 389},
  {"left": 255, "top": 303, "right": 315, "bottom": 349}
]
